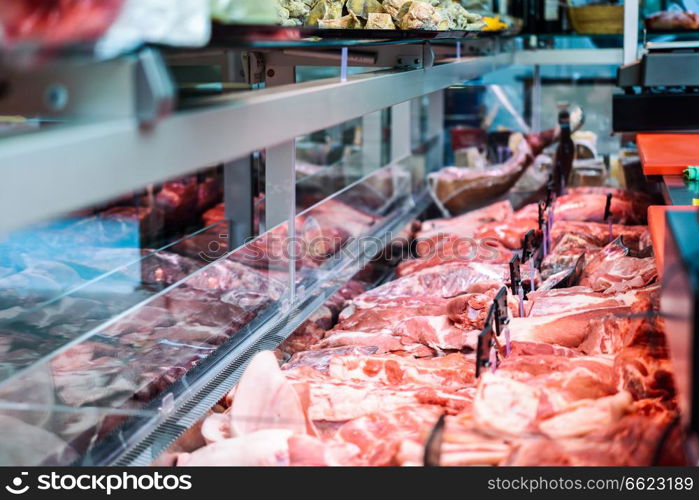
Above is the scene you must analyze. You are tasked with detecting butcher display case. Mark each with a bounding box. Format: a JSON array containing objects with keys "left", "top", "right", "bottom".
[{"left": 1, "top": 0, "right": 698, "bottom": 468}]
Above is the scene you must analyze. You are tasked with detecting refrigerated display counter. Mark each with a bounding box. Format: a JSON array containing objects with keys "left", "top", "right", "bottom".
[{"left": 1, "top": 1, "right": 698, "bottom": 468}]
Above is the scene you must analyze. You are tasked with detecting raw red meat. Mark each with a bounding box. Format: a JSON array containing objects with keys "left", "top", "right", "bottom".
[
  {"left": 140, "top": 251, "right": 202, "bottom": 287},
  {"left": 416, "top": 200, "right": 514, "bottom": 247},
  {"left": 0, "top": 0, "right": 124, "bottom": 47},
  {"left": 336, "top": 296, "right": 449, "bottom": 331},
  {"left": 202, "top": 204, "right": 225, "bottom": 228},
  {"left": 509, "top": 309, "right": 633, "bottom": 351},
  {"left": 156, "top": 177, "right": 199, "bottom": 230},
  {"left": 101, "top": 305, "right": 176, "bottom": 337},
  {"left": 282, "top": 347, "right": 379, "bottom": 373},
  {"left": 526, "top": 286, "right": 658, "bottom": 317},
  {"left": 185, "top": 259, "right": 286, "bottom": 300},
  {"left": 137, "top": 324, "right": 228, "bottom": 348},
  {"left": 506, "top": 341, "right": 580, "bottom": 358},
  {"left": 317, "top": 313, "right": 477, "bottom": 356},
  {"left": 51, "top": 349, "right": 137, "bottom": 407},
  {"left": 152, "top": 287, "right": 260, "bottom": 333},
  {"left": 505, "top": 404, "right": 683, "bottom": 466},
  {"left": 276, "top": 306, "right": 332, "bottom": 357},
  {"left": 285, "top": 352, "right": 476, "bottom": 392},
  {"left": 553, "top": 192, "right": 648, "bottom": 225},
  {"left": 313, "top": 330, "right": 438, "bottom": 357},
  {"left": 615, "top": 346, "right": 676, "bottom": 403},
  {"left": 550, "top": 221, "right": 650, "bottom": 253},
  {"left": 473, "top": 369, "right": 631, "bottom": 439},
  {"left": 566, "top": 186, "right": 654, "bottom": 207},
  {"left": 473, "top": 218, "right": 539, "bottom": 250},
  {"left": 396, "top": 417, "right": 513, "bottom": 466},
  {"left": 351, "top": 262, "right": 511, "bottom": 308},
  {"left": 541, "top": 235, "right": 597, "bottom": 279},
  {"left": 289, "top": 377, "right": 474, "bottom": 421},
  {"left": 580, "top": 239, "right": 657, "bottom": 293},
  {"left": 397, "top": 236, "right": 513, "bottom": 277},
  {"left": 334, "top": 405, "right": 442, "bottom": 466},
  {"left": 196, "top": 176, "right": 222, "bottom": 213},
  {"left": 321, "top": 292, "right": 493, "bottom": 355}
]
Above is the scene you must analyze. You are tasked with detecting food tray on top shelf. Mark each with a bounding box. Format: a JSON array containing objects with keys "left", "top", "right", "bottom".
[{"left": 209, "top": 23, "right": 509, "bottom": 48}]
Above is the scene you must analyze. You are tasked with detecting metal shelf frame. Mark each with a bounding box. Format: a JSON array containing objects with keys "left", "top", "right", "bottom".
[{"left": 0, "top": 40, "right": 513, "bottom": 235}]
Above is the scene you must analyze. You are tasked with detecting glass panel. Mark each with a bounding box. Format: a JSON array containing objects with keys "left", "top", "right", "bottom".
[
  {"left": 0, "top": 221, "right": 292, "bottom": 465},
  {"left": 295, "top": 112, "right": 391, "bottom": 213},
  {"left": 294, "top": 156, "right": 426, "bottom": 303}
]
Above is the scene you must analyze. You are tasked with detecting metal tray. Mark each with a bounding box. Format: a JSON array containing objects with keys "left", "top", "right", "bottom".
[{"left": 210, "top": 23, "right": 488, "bottom": 47}]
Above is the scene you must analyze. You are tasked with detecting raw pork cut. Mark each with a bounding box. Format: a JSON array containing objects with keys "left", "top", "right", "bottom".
[
  {"left": 473, "top": 218, "right": 539, "bottom": 250},
  {"left": 550, "top": 221, "right": 650, "bottom": 253},
  {"left": 526, "top": 285, "right": 658, "bottom": 317},
  {"left": 322, "top": 352, "right": 476, "bottom": 390},
  {"left": 505, "top": 403, "right": 683, "bottom": 466},
  {"left": 282, "top": 347, "right": 378, "bottom": 373},
  {"left": 553, "top": 191, "right": 648, "bottom": 224},
  {"left": 473, "top": 367, "right": 631, "bottom": 439},
  {"left": 397, "top": 236, "right": 512, "bottom": 277},
  {"left": 351, "top": 262, "right": 510, "bottom": 308},
  {"left": 509, "top": 309, "right": 632, "bottom": 351},
  {"left": 579, "top": 239, "right": 657, "bottom": 293},
  {"left": 288, "top": 377, "right": 474, "bottom": 421},
  {"left": 566, "top": 187, "right": 653, "bottom": 209},
  {"left": 396, "top": 417, "right": 513, "bottom": 466},
  {"left": 415, "top": 200, "right": 514, "bottom": 247},
  {"left": 334, "top": 405, "right": 442, "bottom": 466},
  {"left": 276, "top": 306, "right": 333, "bottom": 357},
  {"left": 322, "top": 292, "right": 494, "bottom": 355}
]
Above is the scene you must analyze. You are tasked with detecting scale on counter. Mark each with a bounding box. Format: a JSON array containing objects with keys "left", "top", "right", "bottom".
[{"left": 614, "top": 40, "right": 699, "bottom": 132}]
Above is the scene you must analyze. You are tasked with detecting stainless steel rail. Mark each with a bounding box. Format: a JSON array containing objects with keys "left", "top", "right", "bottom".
[{"left": 0, "top": 50, "right": 511, "bottom": 235}]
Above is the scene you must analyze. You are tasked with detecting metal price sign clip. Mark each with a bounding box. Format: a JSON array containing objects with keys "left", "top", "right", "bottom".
[
  {"left": 604, "top": 193, "right": 613, "bottom": 243},
  {"left": 476, "top": 304, "right": 497, "bottom": 378}
]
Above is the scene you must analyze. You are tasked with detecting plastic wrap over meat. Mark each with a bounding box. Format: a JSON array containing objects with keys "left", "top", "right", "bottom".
[
  {"left": 543, "top": 222, "right": 651, "bottom": 279},
  {"left": 352, "top": 262, "right": 511, "bottom": 308},
  {"left": 579, "top": 238, "right": 657, "bottom": 294}
]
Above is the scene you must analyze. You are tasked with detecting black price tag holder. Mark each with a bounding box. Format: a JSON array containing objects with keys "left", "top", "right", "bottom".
[
  {"left": 551, "top": 253, "right": 585, "bottom": 289},
  {"left": 493, "top": 286, "right": 511, "bottom": 356},
  {"left": 538, "top": 200, "right": 549, "bottom": 257},
  {"left": 476, "top": 287, "right": 511, "bottom": 377},
  {"left": 510, "top": 254, "right": 526, "bottom": 317},
  {"left": 423, "top": 413, "right": 446, "bottom": 467},
  {"left": 604, "top": 193, "right": 613, "bottom": 243},
  {"left": 476, "top": 305, "right": 497, "bottom": 379},
  {"left": 521, "top": 229, "right": 542, "bottom": 294}
]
